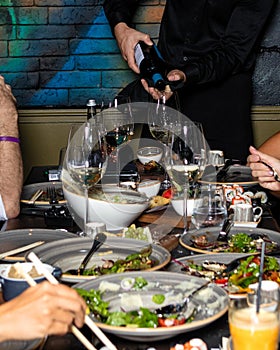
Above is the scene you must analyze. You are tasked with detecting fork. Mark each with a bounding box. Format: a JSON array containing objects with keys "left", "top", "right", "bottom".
[{"left": 47, "top": 186, "right": 58, "bottom": 205}]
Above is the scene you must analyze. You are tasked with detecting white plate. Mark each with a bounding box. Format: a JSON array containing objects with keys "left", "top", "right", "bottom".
[
  {"left": 74, "top": 271, "right": 228, "bottom": 341},
  {"left": 21, "top": 181, "right": 66, "bottom": 207},
  {"left": 31, "top": 236, "right": 171, "bottom": 283}
]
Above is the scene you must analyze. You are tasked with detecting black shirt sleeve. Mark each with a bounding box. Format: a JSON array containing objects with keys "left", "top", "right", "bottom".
[{"left": 103, "top": 0, "right": 139, "bottom": 34}]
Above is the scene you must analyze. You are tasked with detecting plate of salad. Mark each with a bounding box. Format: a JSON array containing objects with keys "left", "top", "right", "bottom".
[
  {"left": 180, "top": 227, "right": 280, "bottom": 255},
  {"left": 74, "top": 271, "right": 228, "bottom": 341},
  {"left": 31, "top": 236, "right": 171, "bottom": 283},
  {"left": 166, "top": 253, "right": 280, "bottom": 298}
]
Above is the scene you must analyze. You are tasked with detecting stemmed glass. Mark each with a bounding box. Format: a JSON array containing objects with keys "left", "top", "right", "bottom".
[
  {"left": 148, "top": 96, "right": 181, "bottom": 190},
  {"left": 64, "top": 121, "right": 107, "bottom": 234},
  {"left": 101, "top": 95, "right": 134, "bottom": 183},
  {"left": 164, "top": 121, "right": 207, "bottom": 234}
]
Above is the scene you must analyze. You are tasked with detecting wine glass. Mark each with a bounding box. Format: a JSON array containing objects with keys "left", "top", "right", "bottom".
[
  {"left": 64, "top": 121, "right": 107, "bottom": 234},
  {"left": 148, "top": 96, "right": 181, "bottom": 190},
  {"left": 165, "top": 120, "right": 207, "bottom": 233},
  {"left": 101, "top": 95, "right": 134, "bottom": 184}
]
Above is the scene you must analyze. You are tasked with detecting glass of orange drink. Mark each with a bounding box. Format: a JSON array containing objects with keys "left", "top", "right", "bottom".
[{"left": 228, "top": 281, "right": 280, "bottom": 350}]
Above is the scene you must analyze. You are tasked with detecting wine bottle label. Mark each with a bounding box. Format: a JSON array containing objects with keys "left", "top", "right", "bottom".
[{"left": 134, "top": 43, "right": 144, "bottom": 68}]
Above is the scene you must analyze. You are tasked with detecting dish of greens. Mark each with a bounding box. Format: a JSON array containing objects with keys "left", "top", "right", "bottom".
[
  {"left": 31, "top": 236, "right": 171, "bottom": 283},
  {"left": 180, "top": 227, "right": 280, "bottom": 255},
  {"left": 166, "top": 253, "right": 280, "bottom": 297},
  {"left": 74, "top": 271, "right": 228, "bottom": 341}
]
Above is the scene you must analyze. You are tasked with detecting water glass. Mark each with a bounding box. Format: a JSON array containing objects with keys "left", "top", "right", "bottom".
[{"left": 191, "top": 184, "right": 227, "bottom": 229}]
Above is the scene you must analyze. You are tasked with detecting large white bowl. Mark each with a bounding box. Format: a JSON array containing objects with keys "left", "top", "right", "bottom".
[{"left": 63, "top": 174, "right": 149, "bottom": 231}]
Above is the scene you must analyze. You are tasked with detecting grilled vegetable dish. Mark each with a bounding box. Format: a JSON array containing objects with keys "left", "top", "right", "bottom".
[
  {"left": 179, "top": 255, "right": 280, "bottom": 294},
  {"left": 191, "top": 232, "right": 279, "bottom": 254},
  {"left": 66, "top": 245, "right": 156, "bottom": 276}
]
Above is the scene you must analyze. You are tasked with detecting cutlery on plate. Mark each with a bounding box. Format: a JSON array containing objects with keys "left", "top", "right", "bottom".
[
  {"left": 47, "top": 186, "right": 58, "bottom": 205},
  {"left": 0, "top": 241, "right": 45, "bottom": 260},
  {"left": 28, "top": 189, "right": 43, "bottom": 204},
  {"left": 216, "top": 218, "right": 233, "bottom": 242},
  {"left": 65, "top": 232, "right": 107, "bottom": 275},
  {"left": 155, "top": 280, "right": 211, "bottom": 316}
]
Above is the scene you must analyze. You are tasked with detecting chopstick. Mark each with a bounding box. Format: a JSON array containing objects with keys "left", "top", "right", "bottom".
[
  {"left": 28, "top": 189, "right": 44, "bottom": 204},
  {"left": 27, "top": 252, "right": 118, "bottom": 350},
  {"left": 0, "top": 241, "right": 45, "bottom": 260},
  {"left": 13, "top": 262, "right": 98, "bottom": 350}
]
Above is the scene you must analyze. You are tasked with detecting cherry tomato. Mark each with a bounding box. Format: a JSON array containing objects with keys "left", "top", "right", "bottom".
[
  {"left": 158, "top": 317, "right": 186, "bottom": 327},
  {"left": 215, "top": 278, "right": 228, "bottom": 285},
  {"left": 252, "top": 257, "right": 261, "bottom": 265},
  {"left": 162, "top": 188, "right": 173, "bottom": 199}
]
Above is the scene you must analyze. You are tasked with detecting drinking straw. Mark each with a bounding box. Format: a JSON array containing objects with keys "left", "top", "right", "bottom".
[{"left": 256, "top": 241, "right": 266, "bottom": 313}]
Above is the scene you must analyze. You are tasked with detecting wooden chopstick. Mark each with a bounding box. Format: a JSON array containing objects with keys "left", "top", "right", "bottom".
[
  {"left": 14, "top": 263, "right": 97, "bottom": 350},
  {"left": 27, "top": 252, "right": 118, "bottom": 350},
  {"left": 0, "top": 241, "right": 45, "bottom": 260},
  {"left": 28, "top": 189, "right": 44, "bottom": 204},
  {"left": 3, "top": 256, "right": 26, "bottom": 262}
]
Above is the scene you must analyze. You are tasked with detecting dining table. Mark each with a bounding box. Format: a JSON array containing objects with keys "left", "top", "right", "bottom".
[{"left": 1, "top": 165, "right": 280, "bottom": 350}]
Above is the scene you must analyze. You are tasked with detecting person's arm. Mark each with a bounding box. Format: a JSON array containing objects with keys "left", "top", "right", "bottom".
[
  {"left": 258, "top": 131, "right": 280, "bottom": 159},
  {"left": 181, "top": 0, "right": 275, "bottom": 85},
  {"left": 0, "top": 282, "right": 86, "bottom": 342},
  {"left": 247, "top": 146, "right": 280, "bottom": 198},
  {"left": 103, "top": 0, "right": 154, "bottom": 72},
  {"left": 0, "top": 76, "right": 23, "bottom": 219}
]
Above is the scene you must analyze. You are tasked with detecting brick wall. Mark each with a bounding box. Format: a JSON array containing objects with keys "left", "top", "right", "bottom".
[{"left": 0, "top": 0, "right": 279, "bottom": 108}]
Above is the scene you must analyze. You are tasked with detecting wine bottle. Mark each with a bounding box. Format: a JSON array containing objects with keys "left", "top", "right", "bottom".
[
  {"left": 86, "top": 99, "right": 97, "bottom": 120},
  {"left": 134, "top": 40, "right": 169, "bottom": 92}
]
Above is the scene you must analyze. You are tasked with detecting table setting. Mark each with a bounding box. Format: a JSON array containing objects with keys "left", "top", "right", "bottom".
[{"left": 1, "top": 101, "right": 280, "bottom": 350}]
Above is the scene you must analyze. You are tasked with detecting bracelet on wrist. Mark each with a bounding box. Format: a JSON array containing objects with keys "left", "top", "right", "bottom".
[{"left": 0, "top": 136, "right": 20, "bottom": 143}]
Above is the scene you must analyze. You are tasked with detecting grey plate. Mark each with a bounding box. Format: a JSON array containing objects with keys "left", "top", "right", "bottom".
[
  {"left": 0, "top": 229, "right": 78, "bottom": 258},
  {"left": 165, "top": 252, "right": 257, "bottom": 299},
  {"left": 21, "top": 181, "right": 66, "bottom": 207},
  {"left": 74, "top": 271, "right": 228, "bottom": 341},
  {"left": 31, "top": 236, "right": 171, "bottom": 283},
  {"left": 180, "top": 227, "right": 280, "bottom": 254}
]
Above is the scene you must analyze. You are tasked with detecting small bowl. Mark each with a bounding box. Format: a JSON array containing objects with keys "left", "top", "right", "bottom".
[
  {"left": 137, "top": 179, "right": 161, "bottom": 198},
  {"left": 0, "top": 262, "right": 61, "bottom": 301},
  {"left": 137, "top": 146, "right": 163, "bottom": 164}
]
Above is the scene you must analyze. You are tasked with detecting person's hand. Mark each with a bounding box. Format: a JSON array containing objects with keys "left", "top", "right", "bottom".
[
  {"left": 141, "top": 69, "right": 186, "bottom": 101},
  {"left": 0, "top": 282, "right": 87, "bottom": 342},
  {"left": 114, "top": 22, "right": 153, "bottom": 73},
  {"left": 247, "top": 145, "right": 280, "bottom": 192},
  {"left": 0, "top": 75, "right": 18, "bottom": 135}
]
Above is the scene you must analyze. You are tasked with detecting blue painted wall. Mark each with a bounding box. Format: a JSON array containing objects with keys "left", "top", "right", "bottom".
[{"left": 0, "top": 1, "right": 279, "bottom": 108}]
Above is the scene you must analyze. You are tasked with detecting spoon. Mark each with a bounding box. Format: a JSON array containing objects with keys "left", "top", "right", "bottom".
[
  {"left": 216, "top": 217, "right": 233, "bottom": 243},
  {"left": 66, "top": 232, "right": 107, "bottom": 275},
  {"left": 155, "top": 280, "right": 211, "bottom": 316}
]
